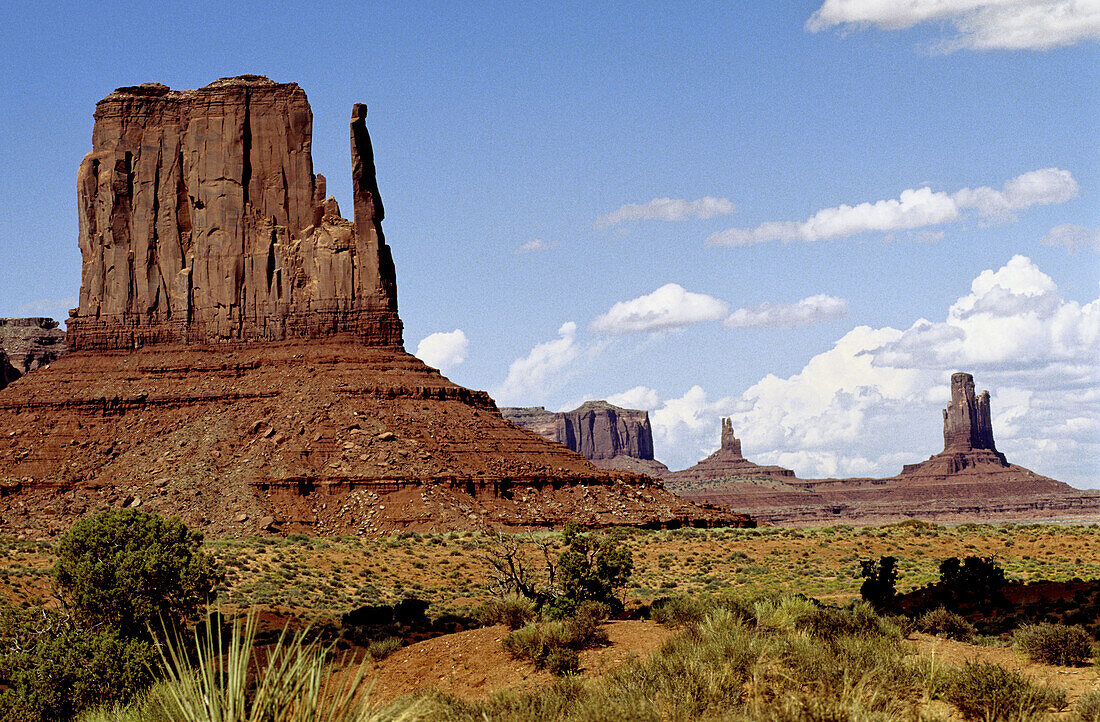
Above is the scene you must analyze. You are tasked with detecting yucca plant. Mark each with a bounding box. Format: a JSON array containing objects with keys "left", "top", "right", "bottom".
[{"left": 154, "top": 609, "right": 384, "bottom": 722}]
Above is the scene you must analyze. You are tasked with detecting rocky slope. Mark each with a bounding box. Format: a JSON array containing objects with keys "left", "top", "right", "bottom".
[
  {"left": 0, "top": 318, "right": 68, "bottom": 391},
  {"left": 502, "top": 401, "right": 670, "bottom": 476},
  {"left": 672, "top": 374, "right": 1100, "bottom": 525},
  {"left": 0, "top": 77, "right": 749, "bottom": 538}
]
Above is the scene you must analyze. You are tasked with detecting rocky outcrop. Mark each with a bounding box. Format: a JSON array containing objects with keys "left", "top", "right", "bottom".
[
  {"left": 501, "top": 401, "right": 670, "bottom": 475},
  {"left": 664, "top": 418, "right": 795, "bottom": 492},
  {"left": 0, "top": 78, "right": 752, "bottom": 537},
  {"left": 671, "top": 374, "right": 1098, "bottom": 526},
  {"left": 902, "top": 372, "right": 1009, "bottom": 475},
  {"left": 66, "top": 76, "right": 401, "bottom": 350},
  {"left": 0, "top": 318, "right": 68, "bottom": 390}
]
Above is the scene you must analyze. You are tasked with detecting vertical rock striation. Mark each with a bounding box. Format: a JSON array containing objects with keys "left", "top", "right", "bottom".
[
  {"left": 66, "top": 76, "right": 402, "bottom": 350},
  {"left": 943, "top": 372, "right": 997, "bottom": 453}
]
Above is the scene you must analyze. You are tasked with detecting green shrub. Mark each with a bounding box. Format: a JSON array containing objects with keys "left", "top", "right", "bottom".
[
  {"left": 501, "top": 603, "right": 609, "bottom": 675},
  {"left": 554, "top": 523, "right": 633, "bottom": 615},
  {"left": 543, "top": 647, "right": 579, "bottom": 676},
  {"left": 1076, "top": 690, "right": 1100, "bottom": 722},
  {"left": 650, "top": 595, "right": 707, "bottom": 627},
  {"left": 0, "top": 628, "right": 156, "bottom": 722},
  {"left": 917, "top": 607, "right": 976, "bottom": 642},
  {"left": 54, "top": 509, "right": 218, "bottom": 637},
  {"left": 476, "top": 595, "right": 536, "bottom": 630},
  {"left": 1013, "top": 623, "right": 1094, "bottom": 666},
  {"left": 944, "top": 662, "right": 1066, "bottom": 721},
  {"left": 859, "top": 555, "right": 898, "bottom": 610},
  {"left": 798, "top": 602, "right": 893, "bottom": 641},
  {"left": 939, "top": 555, "right": 1007, "bottom": 606}
]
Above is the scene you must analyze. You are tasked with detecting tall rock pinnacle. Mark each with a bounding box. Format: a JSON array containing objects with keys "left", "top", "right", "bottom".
[
  {"left": 942, "top": 372, "right": 997, "bottom": 453},
  {"left": 67, "top": 76, "right": 402, "bottom": 350},
  {"left": 720, "top": 418, "right": 744, "bottom": 459}
]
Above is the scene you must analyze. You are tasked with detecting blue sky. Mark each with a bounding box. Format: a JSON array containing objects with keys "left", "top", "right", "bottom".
[{"left": 1, "top": 1, "right": 1097, "bottom": 486}]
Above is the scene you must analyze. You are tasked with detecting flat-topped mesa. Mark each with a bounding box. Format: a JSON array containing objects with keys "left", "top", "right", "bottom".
[
  {"left": 66, "top": 76, "right": 402, "bottom": 350},
  {"left": 502, "top": 401, "right": 656, "bottom": 461},
  {"left": 943, "top": 372, "right": 997, "bottom": 453}
]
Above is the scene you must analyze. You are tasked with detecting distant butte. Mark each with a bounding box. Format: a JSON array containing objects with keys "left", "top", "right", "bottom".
[
  {"left": 501, "top": 401, "right": 670, "bottom": 477},
  {"left": 0, "top": 77, "right": 749, "bottom": 538},
  {"left": 670, "top": 373, "right": 1100, "bottom": 525}
]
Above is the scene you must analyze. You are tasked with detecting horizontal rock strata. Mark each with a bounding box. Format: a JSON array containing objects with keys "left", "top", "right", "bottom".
[{"left": 0, "top": 318, "right": 68, "bottom": 390}]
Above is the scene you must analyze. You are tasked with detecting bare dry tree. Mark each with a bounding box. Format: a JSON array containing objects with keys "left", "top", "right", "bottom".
[{"left": 477, "top": 529, "right": 559, "bottom": 603}]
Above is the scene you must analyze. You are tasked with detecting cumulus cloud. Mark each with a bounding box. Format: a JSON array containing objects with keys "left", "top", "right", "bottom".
[
  {"left": 634, "top": 256, "right": 1099, "bottom": 486},
  {"left": 1043, "top": 224, "right": 1100, "bottom": 253},
  {"left": 590, "top": 283, "right": 730, "bottom": 335},
  {"left": 494, "top": 322, "right": 581, "bottom": 404},
  {"left": 596, "top": 197, "right": 735, "bottom": 228},
  {"left": 725, "top": 294, "right": 848, "bottom": 329},
  {"left": 706, "top": 168, "right": 1078, "bottom": 247},
  {"left": 516, "top": 239, "right": 553, "bottom": 254},
  {"left": 414, "top": 329, "right": 469, "bottom": 372},
  {"left": 606, "top": 385, "right": 662, "bottom": 411},
  {"left": 807, "top": 0, "right": 1100, "bottom": 51}
]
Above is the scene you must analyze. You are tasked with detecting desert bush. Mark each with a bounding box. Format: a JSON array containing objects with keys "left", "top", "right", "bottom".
[
  {"left": 0, "top": 628, "right": 156, "bottom": 722},
  {"left": 797, "top": 601, "right": 895, "bottom": 641},
  {"left": 501, "top": 602, "right": 609, "bottom": 674},
  {"left": 939, "top": 555, "right": 1007, "bottom": 606},
  {"left": 917, "top": 607, "right": 976, "bottom": 642},
  {"left": 54, "top": 509, "right": 218, "bottom": 637},
  {"left": 1076, "top": 690, "right": 1100, "bottom": 722},
  {"left": 476, "top": 595, "right": 536, "bottom": 630},
  {"left": 650, "top": 594, "right": 707, "bottom": 628},
  {"left": 553, "top": 523, "right": 633, "bottom": 615},
  {"left": 859, "top": 555, "right": 898, "bottom": 610},
  {"left": 944, "top": 662, "right": 1066, "bottom": 721},
  {"left": 1013, "top": 622, "right": 1094, "bottom": 666}
]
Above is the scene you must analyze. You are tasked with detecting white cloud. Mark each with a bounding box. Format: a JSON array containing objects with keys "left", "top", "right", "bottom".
[
  {"left": 494, "top": 322, "right": 581, "bottom": 404},
  {"left": 516, "top": 239, "right": 553, "bottom": 254},
  {"left": 414, "top": 329, "right": 469, "bottom": 372},
  {"left": 707, "top": 168, "right": 1078, "bottom": 247},
  {"left": 807, "top": 0, "right": 1100, "bottom": 51},
  {"left": 641, "top": 256, "right": 1100, "bottom": 486},
  {"left": 590, "top": 283, "right": 730, "bottom": 335},
  {"left": 725, "top": 294, "right": 848, "bottom": 329},
  {"left": 606, "top": 385, "right": 662, "bottom": 411},
  {"left": 1043, "top": 224, "right": 1100, "bottom": 253},
  {"left": 596, "top": 196, "right": 735, "bottom": 228}
]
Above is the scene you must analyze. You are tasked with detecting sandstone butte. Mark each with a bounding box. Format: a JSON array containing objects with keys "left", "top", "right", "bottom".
[
  {"left": 0, "top": 76, "right": 750, "bottom": 539},
  {"left": 0, "top": 318, "right": 67, "bottom": 391},
  {"left": 501, "top": 401, "right": 670, "bottom": 477},
  {"left": 672, "top": 372, "right": 1100, "bottom": 526}
]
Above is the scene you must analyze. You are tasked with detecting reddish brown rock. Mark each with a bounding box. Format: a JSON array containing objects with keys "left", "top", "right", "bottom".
[
  {"left": 664, "top": 418, "right": 795, "bottom": 492},
  {"left": 0, "top": 78, "right": 750, "bottom": 537},
  {"left": 0, "top": 318, "right": 68, "bottom": 390},
  {"left": 670, "top": 376, "right": 1100, "bottom": 526},
  {"left": 502, "top": 401, "right": 670, "bottom": 476},
  {"left": 67, "top": 76, "right": 401, "bottom": 350}
]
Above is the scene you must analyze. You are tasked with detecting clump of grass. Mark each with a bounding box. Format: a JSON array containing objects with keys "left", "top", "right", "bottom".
[
  {"left": 917, "top": 607, "right": 976, "bottom": 642},
  {"left": 1012, "top": 622, "right": 1094, "bottom": 666},
  {"left": 1076, "top": 690, "right": 1100, "bottom": 722},
  {"left": 476, "top": 595, "right": 536, "bottom": 630},
  {"left": 367, "top": 636, "right": 403, "bottom": 661},
  {"left": 650, "top": 594, "right": 707, "bottom": 627},
  {"left": 943, "top": 661, "right": 1066, "bottom": 721}
]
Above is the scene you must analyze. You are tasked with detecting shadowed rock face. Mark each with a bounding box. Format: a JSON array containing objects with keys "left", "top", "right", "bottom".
[
  {"left": 67, "top": 76, "right": 401, "bottom": 350},
  {"left": 502, "top": 401, "right": 656, "bottom": 461},
  {"left": 943, "top": 372, "right": 997, "bottom": 453},
  {"left": 0, "top": 318, "right": 68, "bottom": 390}
]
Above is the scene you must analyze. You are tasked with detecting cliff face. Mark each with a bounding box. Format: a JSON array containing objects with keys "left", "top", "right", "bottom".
[
  {"left": 67, "top": 76, "right": 401, "bottom": 350},
  {"left": 0, "top": 318, "right": 68, "bottom": 390},
  {"left": 502, "top": 401, "right": 656, "bottom": 461}
]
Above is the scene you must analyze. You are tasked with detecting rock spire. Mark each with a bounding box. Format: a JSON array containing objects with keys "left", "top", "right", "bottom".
[
  {"left": 67, "top": 76, "right": 402, "bottom": 350},
  {"left": 943, "top": 372, "right": 997, "bottom": 453}
]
